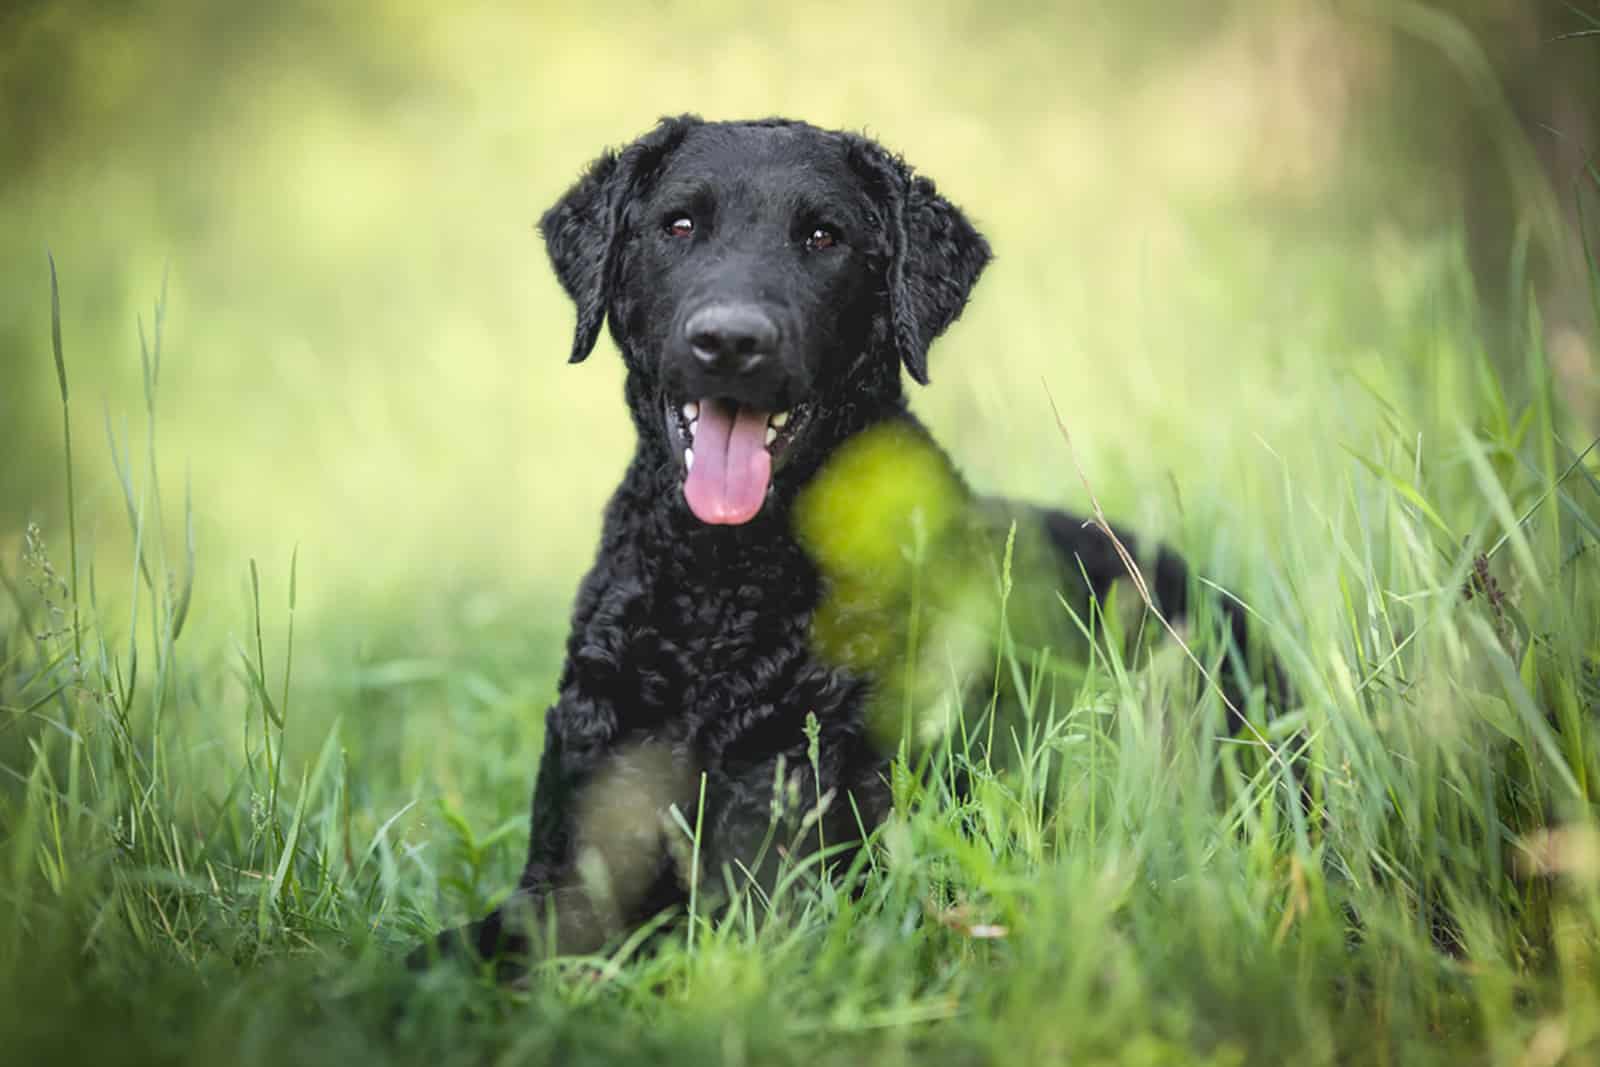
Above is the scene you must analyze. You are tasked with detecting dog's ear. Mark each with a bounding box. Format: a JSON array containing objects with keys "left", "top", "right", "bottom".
[
  {"left": 847, "top": 137, "right": 992, "bottom": 385},
  {"left": 540, "top": 115, "right": 700, "bottom": 364}
]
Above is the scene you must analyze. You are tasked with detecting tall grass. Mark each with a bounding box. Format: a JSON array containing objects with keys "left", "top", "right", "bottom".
[{"left": 2, "top": 214, "right": 1598, "bottom": 1065}]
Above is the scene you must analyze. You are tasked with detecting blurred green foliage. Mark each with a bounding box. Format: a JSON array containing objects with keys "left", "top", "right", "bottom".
[{"left": 4, "top": 0, "right": 1594, "bottom": 627}]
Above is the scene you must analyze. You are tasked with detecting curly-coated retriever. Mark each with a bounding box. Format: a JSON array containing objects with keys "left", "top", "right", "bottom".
[{"left": 423, "top": 115, "right": 1273, "bottom": 966}]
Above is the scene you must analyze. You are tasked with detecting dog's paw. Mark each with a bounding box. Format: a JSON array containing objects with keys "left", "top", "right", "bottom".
[{"left": 405, "top": 909, "right": 532, "bottom": 977}]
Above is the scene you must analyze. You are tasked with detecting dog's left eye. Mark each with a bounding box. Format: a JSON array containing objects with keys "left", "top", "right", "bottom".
[
  {"left": 666, "top": 216, "right": 695, "bottom": 238},
  {"left": 805, "top": 226, "right": 838, "bottom": 251}
]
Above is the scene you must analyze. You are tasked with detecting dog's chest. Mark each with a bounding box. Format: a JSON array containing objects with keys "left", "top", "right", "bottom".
[
  {"left": 659, "top": 576, "right": 832, "bottom": 693},
  {"left": 593, "top": 555, "right": 869, "bottom": 746}
]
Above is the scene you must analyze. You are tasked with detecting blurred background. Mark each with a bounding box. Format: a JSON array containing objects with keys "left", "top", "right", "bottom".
[{"left": 2, "top": 0, "right": 1596, "bottom": 639}]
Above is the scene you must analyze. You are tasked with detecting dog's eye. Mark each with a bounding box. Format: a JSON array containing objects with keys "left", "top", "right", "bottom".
[
  {"left": 665, "top": 216, "right": 695, "bottom": 238},
  {"left": 805, "top": 226, "right": 838, "bottom": 251}
]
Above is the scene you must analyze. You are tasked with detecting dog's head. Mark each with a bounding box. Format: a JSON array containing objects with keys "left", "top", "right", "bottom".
[{"left": 540, "top": 115, "right": 990, "bottom": 525}]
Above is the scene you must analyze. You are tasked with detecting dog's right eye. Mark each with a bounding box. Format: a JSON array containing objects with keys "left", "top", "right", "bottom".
[{"left": 665, "top": 216, "right": 695, "bottom": 238}]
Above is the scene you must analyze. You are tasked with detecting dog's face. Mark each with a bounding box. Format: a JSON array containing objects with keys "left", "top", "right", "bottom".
[{"left": 540, "top": 116, "right": 990, "bottom": 526}]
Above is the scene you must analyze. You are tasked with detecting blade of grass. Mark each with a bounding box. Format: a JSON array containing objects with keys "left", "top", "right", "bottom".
[{"left": 46, "top": 254, "right": 80, "bottom": 667}]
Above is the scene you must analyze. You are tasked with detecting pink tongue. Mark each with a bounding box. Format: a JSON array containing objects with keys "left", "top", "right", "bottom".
[{"left": 684, "top": 398, "right": 772, "bottom": 525}]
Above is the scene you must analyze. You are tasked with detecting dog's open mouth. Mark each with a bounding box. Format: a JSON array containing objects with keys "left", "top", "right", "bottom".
[{"left": 667, "top": 397, "right": 806, "bottom": 525}]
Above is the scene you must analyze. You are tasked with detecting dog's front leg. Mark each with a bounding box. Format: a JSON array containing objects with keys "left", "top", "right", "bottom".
[{"left": 424, "top": 692, "right": 692, "bottom": 968}]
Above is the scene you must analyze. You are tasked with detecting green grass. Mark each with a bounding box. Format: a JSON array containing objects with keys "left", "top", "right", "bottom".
[
  {"left": 4, "top": 220, "right": 1600, "bottom": 1066},
  {"left": 5, "top": 4, "right": 1600, "bottom": 1063}
]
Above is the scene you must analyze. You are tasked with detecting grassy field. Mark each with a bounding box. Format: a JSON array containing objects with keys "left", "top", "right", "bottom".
[{"left": 5, "top": 2, "right": 1600, "bottom": 1064}]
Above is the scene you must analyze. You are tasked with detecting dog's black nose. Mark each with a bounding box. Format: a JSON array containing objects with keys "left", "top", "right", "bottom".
[{"left": 685, "top": 305, "right": 778, "bottom": 375}]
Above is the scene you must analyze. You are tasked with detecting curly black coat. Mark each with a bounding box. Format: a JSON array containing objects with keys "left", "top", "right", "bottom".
[{"left": 426, "top": 116, "right": 1258, "bottom": 965}]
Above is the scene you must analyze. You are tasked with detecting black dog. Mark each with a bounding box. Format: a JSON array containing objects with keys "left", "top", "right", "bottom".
[{"left": 425, "top": 115, "right": 1269, "bottom": 965}]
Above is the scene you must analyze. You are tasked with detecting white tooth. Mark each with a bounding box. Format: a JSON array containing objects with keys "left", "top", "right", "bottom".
[
  {"left": 684, "top": 448, "right": 694, "bottom": 471},
  {"left": 770, "top": 410, "right": 790, "bottom": 428},
  {"left": 765, "top": 426, "right": 777, "bottom": 446},
  {"left": 682, "top": 401, "right": 699, "bottom": 420}
]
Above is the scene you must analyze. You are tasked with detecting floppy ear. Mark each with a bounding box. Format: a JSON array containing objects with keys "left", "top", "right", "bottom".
[
  {"left": 539, "top": 115, "right": 700, "bottom": 364},
  {"left": 847, "top": 137, "right": 992, "bottom": 385}
]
